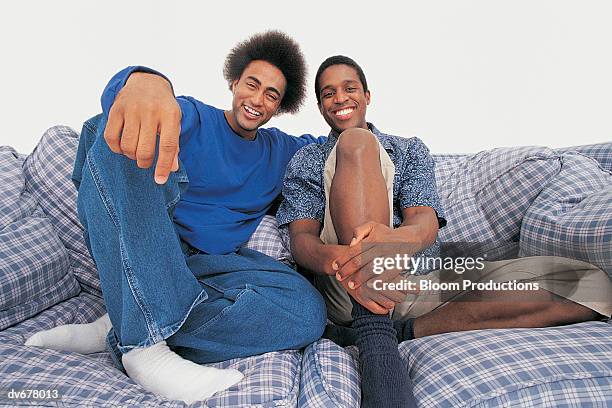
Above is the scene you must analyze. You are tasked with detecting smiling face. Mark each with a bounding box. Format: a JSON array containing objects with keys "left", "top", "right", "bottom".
[
  {"left": 317, "top": 64, "right": 370, "bottom": 133},
  {"left": 226, "top": 60, "right": 287, "bottom": 140}
]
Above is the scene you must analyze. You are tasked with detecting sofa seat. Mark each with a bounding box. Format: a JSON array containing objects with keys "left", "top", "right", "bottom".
[
  {"left": 298, "top": 322, "right": 612, "bottom": 407},
  {"left": 0, "top": 124, "right": 610, "bottom": 407}
]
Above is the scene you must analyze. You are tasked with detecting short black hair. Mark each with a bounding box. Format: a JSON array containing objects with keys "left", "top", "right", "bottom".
[
  {"left": 315, "top": 55, "right": 368, "bottom": 104},
  {"left": 223, "top": 30, "right": 307, "bottom": 115}
]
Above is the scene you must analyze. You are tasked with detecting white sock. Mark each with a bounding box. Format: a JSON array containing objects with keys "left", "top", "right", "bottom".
[
  {"left": 122, "top": 341, "right": 243, "bottom": 404},
  {"left": 25, "top": 313, "right": 111, "bottom": 354}
]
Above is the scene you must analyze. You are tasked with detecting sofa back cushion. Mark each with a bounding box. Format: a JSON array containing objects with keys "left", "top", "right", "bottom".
[
  {"left": 520, "top": 153, "right": 612, "bottom": 277},
  {"left": 434, "top": 146, "right": 561, "bottom": 260},
  {"left": 22, "top": 126, "right": 100, "bottom": 294},
  {"left": 0, "top": 147, "right": 80, "bottom": 330},
  {"left": 556, "top": 143, "right": 612, "bottom": 172},
  {"left": 243, "top": 215, "right": 293, "bottom": 264}
]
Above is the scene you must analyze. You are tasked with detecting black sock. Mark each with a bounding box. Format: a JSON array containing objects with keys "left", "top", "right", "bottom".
[
  {"left": 322, "top": 324, "right": 358, "bottom": 347},
  {"left": 393, "top": 318, "right": 415, "bottom": 342},
  {"left": 324, "top": 318, "right": 416, "bottom": 347},
  {"left": 350, "top": 299, "right": 417, "bottom": 408}
]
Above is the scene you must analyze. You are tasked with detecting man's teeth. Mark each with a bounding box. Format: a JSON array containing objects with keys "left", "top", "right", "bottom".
[
  {"left": 244, "top": 106, "right": 262, "bottom": 116},
  {"left": 335, "top": 108, "right": 354, "bottom": 116}
]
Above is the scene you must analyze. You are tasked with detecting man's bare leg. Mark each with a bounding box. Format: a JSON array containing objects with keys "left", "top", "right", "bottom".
[
  {"left": 329, "top": 128, "right": 416, "bottom": 408},
  {"left": 412, "top": 289, "right": 599, "bottom": 338},
  {"left": 329, "top": 131, "right": 389, "bottom": 237}
]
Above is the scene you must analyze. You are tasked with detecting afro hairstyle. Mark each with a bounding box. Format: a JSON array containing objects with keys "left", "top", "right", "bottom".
[{"left": 223, "top": 30, "right": 307, "bottom": 115}]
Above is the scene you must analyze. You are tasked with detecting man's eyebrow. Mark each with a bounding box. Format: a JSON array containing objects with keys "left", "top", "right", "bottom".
[
  {"left": 246, "top": 76, "right": 261, "bottom": 85},
  {"left": 320, "top": 80, "right": 359, "bottom": 93},
  {"left": 246, "top": 76, "right": 281, "bottom": 96}
]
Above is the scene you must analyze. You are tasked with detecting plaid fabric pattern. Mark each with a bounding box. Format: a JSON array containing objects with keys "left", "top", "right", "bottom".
[
  {"left": 433, "top": 155, "right": 467, "bottom": 193},
  {"left": 0, "top": 147, "right": 80, "bottom": 330},
  {"left": 556, "top": 143, "right": 612, "bottom": 172},
  {"left": 0, "top": 344, "right": 303, "bottom": 407},
  {"left": 203, "top": 351, "right": 301, "bottom": 407},
  {"left": 298, "top": 323, "right": 612, "bottom": 408},
  {"left": 520, "top": 153, "right": 612, "bottom": 276},
  {"left": 0, "top": 345, "right": 185, "bottom": 407},
  {"left": 402, "top": 321, "right": 612, "bottom": 407},
  {"left": 243, "top": 215, "right": 294, "bottom": 264},
  {"left": 1, "top": 292, "right": 303, "bottom": 407},
  {"left": 298, "top": 340, "right": 360, "bottom": 408},
  {"left": 0, "top": 147, "right": 36, "bottom": 232},
  {"left": 23, "top": 125, "right": 101, "bottom": 295},
  {"left": 436, "top": 146, "right": 561, "bottom": 260},
  {"left": 433, "top": 154, "right": 469, "bottom": 162},
  {"left": 2, "top": 135, "right": 611, "bottom": 406},
  {"left": 464, "top": 377, "right": 612, "bottom": 407},
  {"left": 0, "top": 293, "right": 106, "bottom": 346}
]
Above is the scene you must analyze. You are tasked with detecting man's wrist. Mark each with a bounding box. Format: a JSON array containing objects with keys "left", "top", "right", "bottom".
[
  {"left": 392, "top": 225, "right": 422, "bottom": 245},
  {"left": 291, "top": 233, "right": 332, "bottom": 276},
  {"left": 315, "top": 242, "right": 337, "bottom": 276},
  {"left": 126, "top": 72, "right": 173, "bottom": 93}
]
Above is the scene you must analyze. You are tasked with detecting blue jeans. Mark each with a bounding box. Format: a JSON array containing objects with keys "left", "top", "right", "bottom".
[{"left": 73, "top": 115, "right": 326, "bottom": 365}]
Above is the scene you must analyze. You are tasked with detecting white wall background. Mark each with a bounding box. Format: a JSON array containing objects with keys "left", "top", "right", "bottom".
[{"left": 1, "top": 0, "right": 610, "bottom": 154}]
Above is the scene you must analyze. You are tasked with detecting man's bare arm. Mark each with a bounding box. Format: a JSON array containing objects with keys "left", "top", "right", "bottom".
[
  {"left": 333, "top": 206, "right": 439, "bottom": 288},
  {"left": 289, "top": 219, "right": 399, "bottom": 314},
  {"left": 289, "top": 219, "right": 344, "bottom": 276},
  {"left": 395, "top": 206, "right": 439, "bottom": 247}
]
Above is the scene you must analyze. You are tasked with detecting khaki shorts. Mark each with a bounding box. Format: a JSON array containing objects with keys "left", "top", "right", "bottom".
[{"left": 314, "top": 137, "right": 612, "bottom": 326}]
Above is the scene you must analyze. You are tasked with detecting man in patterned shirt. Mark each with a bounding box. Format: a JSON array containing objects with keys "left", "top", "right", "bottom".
[
  {"left": 276, "top": 55, "right": 611, "bottom": 408},
  {"left": 277, "top": 55, "right": 444, "bottom": 408}
]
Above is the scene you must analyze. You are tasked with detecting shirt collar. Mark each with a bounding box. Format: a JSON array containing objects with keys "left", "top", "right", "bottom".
[{"left": 325, "top": 123, "right": 395, "bottom": 153}]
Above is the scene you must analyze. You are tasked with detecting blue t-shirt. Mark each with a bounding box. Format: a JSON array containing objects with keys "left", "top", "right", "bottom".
[{"left": 101, "top": 66, "right": 325, "bottom": 255}]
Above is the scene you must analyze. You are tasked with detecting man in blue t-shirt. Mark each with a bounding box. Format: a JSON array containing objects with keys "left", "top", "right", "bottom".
[{"left": 25, "top": 31, "right": 327, "bottom": 404}]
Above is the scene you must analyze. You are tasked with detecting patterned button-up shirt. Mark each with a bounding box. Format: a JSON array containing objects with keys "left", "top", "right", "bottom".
[{"left": 277, "top": 123, "right": 446, "bottom": 266}]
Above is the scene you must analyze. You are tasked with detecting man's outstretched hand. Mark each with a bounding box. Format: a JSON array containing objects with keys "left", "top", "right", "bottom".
[{"left": 103, "top": 72, "right": 181, "bottom": 184}]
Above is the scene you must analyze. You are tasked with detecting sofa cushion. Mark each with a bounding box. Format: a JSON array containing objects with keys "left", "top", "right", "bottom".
[
  {"left": 300, "top": 322, "right": 612, "bottom": 408},
  {"left": 405, "top": 322, "right": 612, "bottom": 407},
  {"left": 433, "top": 154, "right": 468, "bottom": 188},
  {"left": 0, "top": 147, "right": 37, "bottom": 230},
  {"left": 0, "top": 292, "right": 106, "bottom": 346},
  {"left": 243, "top": 215, "right": 293, "bottom": 265},
  {"left": 23, "top": 125, "right": 101, "bottom": 294},
  {"left": 298, "top": 340, "right": 360, "bottom": 408},
  {"left": 435, "top": 146, "right": 561, "bottom": 260},
  {"left": 1, "top": 291, "right": 303, "bottom": 407},
  {"left": 520, "top": 153, "right": 612, "bottom": 277},
  {"left": 0, "top": 342, "right": 303, "bottom": 407},
  {"left": 556, "top": 142, "right": 612, "bottom": 172},
  {"left": 0, "top": 147, "right": 80, "bottom": 330}
]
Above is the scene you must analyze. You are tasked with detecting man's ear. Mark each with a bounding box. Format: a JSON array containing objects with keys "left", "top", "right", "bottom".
[
  {"left": 231, "top": 80, "right": 238, "bottom": 93},
  {"left": 365, "top": 90, "right": 371, "bottom": 105},
  {"left": 318, "top": 102, "right": 324, "bottom": 115}
]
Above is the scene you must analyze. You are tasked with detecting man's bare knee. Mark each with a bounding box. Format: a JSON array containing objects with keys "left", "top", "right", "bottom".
[{"left": 336, "top": 129, "right": 378, "bottom": 160}]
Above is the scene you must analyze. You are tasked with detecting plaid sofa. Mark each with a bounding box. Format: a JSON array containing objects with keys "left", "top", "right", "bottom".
[{"left": 0, "top": 125, "right": 610, "bottom": 407}]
